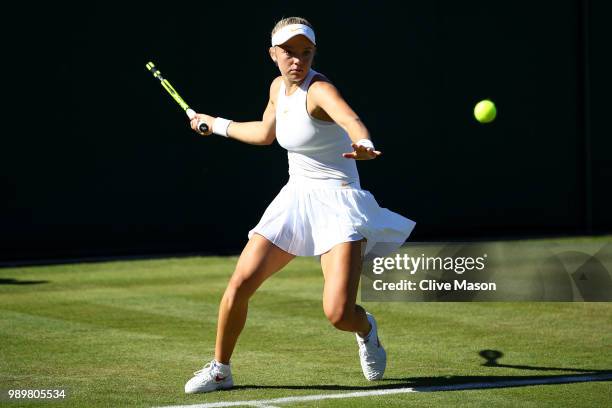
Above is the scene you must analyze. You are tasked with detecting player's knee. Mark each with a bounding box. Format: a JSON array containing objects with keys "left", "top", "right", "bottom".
[
  {"left": 224, "top": 273, "right": 256, "bottom": 305},
  {"left": 324, "top": 304, "right": 353, "bottom": 331}
]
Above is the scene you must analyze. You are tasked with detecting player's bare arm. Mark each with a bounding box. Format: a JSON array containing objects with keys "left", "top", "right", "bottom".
[
  {"left": 190, "top": 78, "right": 281, "bottom": 145},
  {"left": 308, "top": 80, "right": 381, "bottom": 160}
]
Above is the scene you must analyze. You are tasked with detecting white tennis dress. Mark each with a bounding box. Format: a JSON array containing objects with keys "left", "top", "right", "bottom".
[{"left": 248, "top": 69, "right": 415, "bottom": 260}]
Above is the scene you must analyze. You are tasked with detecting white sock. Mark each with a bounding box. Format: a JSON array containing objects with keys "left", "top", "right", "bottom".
[
  {"left": 358, "top": 324, "right": 374, "bottom": 341},
  {"left": 213, "top": 360, "right": 231, "bottom": 376},
  {"left": 357, "top": 313, "right": 375, "bottom": 340}
]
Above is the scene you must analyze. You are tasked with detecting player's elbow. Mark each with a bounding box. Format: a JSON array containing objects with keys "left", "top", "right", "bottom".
[
  {"left": 259, "top": 128, "right": 276, "bottom": 145},
  {"left": 258, "top": 138, "right": 275, "bottom": 146},
  {"left": 265, "top": 131, "right": 277, "bottom": 144},
  {"left": 250, "top": 135, "right": 274, "bottom": 146}
]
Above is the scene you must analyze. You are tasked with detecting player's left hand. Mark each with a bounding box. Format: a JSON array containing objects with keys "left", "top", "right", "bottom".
[{"left": 343, "top": 143, "right": 382, "bottom": 160}]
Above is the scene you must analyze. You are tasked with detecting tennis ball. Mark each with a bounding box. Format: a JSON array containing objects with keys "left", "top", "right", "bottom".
[{"left": 474, "top": 99, "right": 497, "bottom": 123}]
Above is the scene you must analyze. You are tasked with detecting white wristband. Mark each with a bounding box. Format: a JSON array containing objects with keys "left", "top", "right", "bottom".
[
  {"left": 213, "top": 117, "right": 232, "bottom": 137},
  {"left": 357, "top": 138, "right": 374, "bottom": 150}
]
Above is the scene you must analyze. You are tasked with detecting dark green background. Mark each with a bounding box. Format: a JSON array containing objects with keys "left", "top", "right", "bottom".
[{"left": 2, "top": 1, "right": 610, "bottom": 262}]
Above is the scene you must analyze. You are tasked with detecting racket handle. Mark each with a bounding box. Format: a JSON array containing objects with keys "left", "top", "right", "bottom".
[
  {"left": 186, "top": 108, "right": 210, "bottom": 133},
  {"left": 198, "top": 122, "right": 209, "bottom": 133}
]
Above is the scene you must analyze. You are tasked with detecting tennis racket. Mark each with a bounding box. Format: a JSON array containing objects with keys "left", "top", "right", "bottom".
[{"left": 145, "top": 61, "right": 209, "bottom": 133}]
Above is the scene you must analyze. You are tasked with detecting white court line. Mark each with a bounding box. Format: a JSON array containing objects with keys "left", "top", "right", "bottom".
[{"left": 156, "top": 373, "right": 612, "bottom": 408}]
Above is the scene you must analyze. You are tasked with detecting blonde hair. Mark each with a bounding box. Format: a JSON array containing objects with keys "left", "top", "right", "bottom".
[{"left": 271, "top": 17, "right": 314, "bottom": 36}]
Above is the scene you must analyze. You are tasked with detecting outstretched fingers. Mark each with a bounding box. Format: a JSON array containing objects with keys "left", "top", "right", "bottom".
[{"left": 343, "top": 143, "right": 382, "bottom": 160}]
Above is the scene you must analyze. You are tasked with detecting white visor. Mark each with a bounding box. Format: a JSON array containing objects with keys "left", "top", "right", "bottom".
[{"left": 271, "top": 24, "right": 316, "bottom": 46}]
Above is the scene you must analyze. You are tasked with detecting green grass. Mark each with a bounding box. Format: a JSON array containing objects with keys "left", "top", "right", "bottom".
[{"left": 1, "top": 237, "right": 611, "bottom": 407}]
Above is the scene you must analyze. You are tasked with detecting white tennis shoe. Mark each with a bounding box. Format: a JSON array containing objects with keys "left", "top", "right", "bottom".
[
  {"left": 356, "top": 312, "right": 387, "bottom": 381},
  {"left": 184, "top": 360, "right": 233, "bottom": 394}
]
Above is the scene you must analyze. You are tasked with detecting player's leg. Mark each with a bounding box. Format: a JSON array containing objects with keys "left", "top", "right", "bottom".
[
  {"left": 320, "top": 240, "right": 370, "bottom": 334},
  {"left": 216, "top": 233, "right": 295, "bottom": 363},
  {"left": 185, "top": 233, "right": 295, "bottom": 393},
  {"left": 320, "top": 239, "right": 387, "bottom": 381}
]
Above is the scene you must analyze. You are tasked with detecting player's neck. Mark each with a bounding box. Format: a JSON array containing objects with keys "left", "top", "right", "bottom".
[{"left": 283, "top": 77, "right": 306, "bottom": 96}]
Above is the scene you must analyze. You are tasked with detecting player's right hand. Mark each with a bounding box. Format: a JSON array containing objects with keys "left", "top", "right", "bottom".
[
  {"left": 190, "top": 113, "right": 214, "bottom": 136},
  {"left": 342, "top": 143, "right": 382, "bottom": 160}
]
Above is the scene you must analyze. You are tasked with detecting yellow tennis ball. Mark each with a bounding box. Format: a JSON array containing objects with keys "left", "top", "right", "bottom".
[{"left": 474, "top": 99, "right": 497, "bottom": 123}]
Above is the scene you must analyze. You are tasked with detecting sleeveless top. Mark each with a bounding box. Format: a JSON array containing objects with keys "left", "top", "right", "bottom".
[{"left": 275, "top": 69, "right": 359, "bottom": 182}]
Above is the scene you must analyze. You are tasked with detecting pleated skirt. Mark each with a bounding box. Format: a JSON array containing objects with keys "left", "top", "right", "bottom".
[{"left": 248, "top": 176, "right": 416, "bottom": 260}]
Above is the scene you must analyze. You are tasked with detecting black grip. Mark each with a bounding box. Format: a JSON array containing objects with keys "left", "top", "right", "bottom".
[{"left": 199, "top": 123, "right": 209, "bottom": 133}]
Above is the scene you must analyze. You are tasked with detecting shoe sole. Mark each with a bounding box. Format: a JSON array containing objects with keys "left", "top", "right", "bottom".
[{"left": 185, "top": 380, "right": 234, "bottom": 394}]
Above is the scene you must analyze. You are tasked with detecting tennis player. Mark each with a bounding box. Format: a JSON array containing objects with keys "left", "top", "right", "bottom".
[{"left": 184, "top": 17, "right": 415, "bottom": 393}]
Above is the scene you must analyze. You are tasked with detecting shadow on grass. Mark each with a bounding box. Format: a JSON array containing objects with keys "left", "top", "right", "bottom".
[
  {"left": 232, "top": 349, "right": 612, "bottom": 392},
  {"left": 0, "top": 278, "right": 49, "bottom": 285},
  {"left": 478, "top": 349, "right": 609, "bottom": 373}
]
